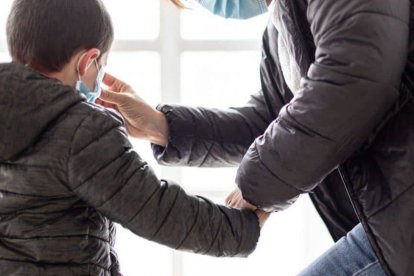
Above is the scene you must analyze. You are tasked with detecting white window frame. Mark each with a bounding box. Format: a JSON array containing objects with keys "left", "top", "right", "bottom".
[{"left": 141, "top": 3, "right": 262, "bottom": 275}]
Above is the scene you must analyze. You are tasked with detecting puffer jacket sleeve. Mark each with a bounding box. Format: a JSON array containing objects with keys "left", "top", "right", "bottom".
[
  {"left": 152, "top": 90, "right": 273, "bottom": 167},
  {"left": 237, "top": 0, "right": 410, "bottom": 211},
  {"left": 67, "top": 107, "right": 260, "bottom": 257}
]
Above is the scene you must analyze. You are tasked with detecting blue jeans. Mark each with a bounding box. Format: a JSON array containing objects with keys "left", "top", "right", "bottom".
[{"left": 299, "top": 223, "right": 387, "bottom": 276}]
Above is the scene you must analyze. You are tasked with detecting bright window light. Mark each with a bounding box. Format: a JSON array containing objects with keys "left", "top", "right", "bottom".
[{"left": 104, "top": 0, "right": 160, "bottom": 40}]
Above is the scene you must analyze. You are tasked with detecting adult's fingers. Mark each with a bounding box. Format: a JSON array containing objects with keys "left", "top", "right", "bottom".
[
  {"left": 103, "top": 73, "right": 118, "bottom": 87},
  {"left": 229, "top": 195, "right": 243, "bottom": 209},
  {"left": 104, "top": 73, "right": 133, "bottom": 93},
  {"left": 243, "top": 200, "right": 257, "bottom": 211},
  {"left": 225, "top": 189, "right": 238, "bottom": 206},
  {"left": 99, "top": 89, "right": 126, "bottom": 105},
  {"left": 96, "top": 98, "right": 117, "bottom": 110},
  {"left": 256, "top": 210, "right": 270, "bottom": 228}
]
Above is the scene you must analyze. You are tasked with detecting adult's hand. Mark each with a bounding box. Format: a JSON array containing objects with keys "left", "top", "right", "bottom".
[
  {"left": 98, "top": 73, "right": 169, "bottom": 146},
  {"left": 226, "top": 187, "right": 270, "bottom": 228},
  {"left": 256, "top": 209, "right": 270, "bottom": 228},
  {"left": 226, "top": 187, "right": 257, "bottom": 211}
]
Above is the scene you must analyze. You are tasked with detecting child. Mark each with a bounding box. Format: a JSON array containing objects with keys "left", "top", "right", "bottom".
[{"left": 0, "top": 0, "right": 266, "bottom": 275}]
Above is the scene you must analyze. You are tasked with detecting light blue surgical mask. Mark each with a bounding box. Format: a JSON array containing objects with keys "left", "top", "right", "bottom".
[
  {"left": 191, "top": 0, "right": 269, "bottom": 19},
  {"left": 76, "top": 56, "right": 105, "bottom": 103}
]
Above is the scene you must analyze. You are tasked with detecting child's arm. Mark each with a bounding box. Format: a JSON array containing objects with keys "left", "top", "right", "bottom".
[{"left": 67, "top": 107, "right": 260, "bottom": 257}]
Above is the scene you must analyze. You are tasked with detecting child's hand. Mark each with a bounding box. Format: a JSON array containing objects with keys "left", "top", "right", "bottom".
[{"left": 98, "top": 73, "right": 169, "bottom": 146}]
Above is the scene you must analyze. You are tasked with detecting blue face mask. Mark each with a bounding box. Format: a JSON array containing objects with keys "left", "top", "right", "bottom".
[
  {"left": 76, "top": 57, "right": 105, "bottom": 103},
  {"left": 192, "top": 0, "right": 269, "bottom": 19}
]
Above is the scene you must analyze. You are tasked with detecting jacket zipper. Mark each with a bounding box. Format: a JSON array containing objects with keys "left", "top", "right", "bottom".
[
  {"left": 338, "top": 165, "right": 392, "bottom": 276},
  {"left": 337, "top": 166, "right": 361, "bottom": 222}
]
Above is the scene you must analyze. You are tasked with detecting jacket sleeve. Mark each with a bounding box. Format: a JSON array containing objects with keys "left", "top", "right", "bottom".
[
  {"left": 152, "top": 90, "right": 273, "bottom": 167},
  {"left": 67, "top": 108, "right": 260, "bottom": 257},
  {"left": 237, "top": 0, "right": 410, "bottom": 211}
]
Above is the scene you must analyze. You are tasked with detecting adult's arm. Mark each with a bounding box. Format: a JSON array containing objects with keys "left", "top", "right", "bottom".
[
  {"left": 237, "top": 0, "right": 409, "bottom": 211},
  {"left": 67, "top": 107, "right": 260, "bottom": 257},
  {"left": 152, "top": 91, "right": 272, "bottom": 167},
  {"left": 152, "top": 24, "right": 287, "bottom": 167}
]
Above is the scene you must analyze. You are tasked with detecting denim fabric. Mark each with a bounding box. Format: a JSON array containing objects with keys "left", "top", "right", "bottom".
[{"left": 299, "top": 224, "right": 387, "bottom": 276}]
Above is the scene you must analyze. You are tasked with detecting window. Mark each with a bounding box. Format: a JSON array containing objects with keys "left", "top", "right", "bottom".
[
  {"left": 0, "top": 1, "right": 334, "bottom": 275},
  {"left": 0, "top": 0, "right": 12, "bottom": 58}
]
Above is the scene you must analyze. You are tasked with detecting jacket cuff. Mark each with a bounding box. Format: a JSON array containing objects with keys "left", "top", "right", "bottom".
[
  {"left": 236, "top": 142, "right": 299, "bottom": 212},
  {"left": 151, "top": 104, "right": 196, "bottom": 166}
]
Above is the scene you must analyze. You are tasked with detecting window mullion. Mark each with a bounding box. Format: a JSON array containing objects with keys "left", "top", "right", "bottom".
[{"left": 159, "top": 2, "right": 184, "bottom": 276}]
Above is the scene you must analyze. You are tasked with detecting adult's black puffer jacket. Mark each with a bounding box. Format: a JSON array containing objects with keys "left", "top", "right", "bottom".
[
  {"left": 0, "top": 63, "right": 260, "bottom": 275},
  {"left": 152, "top": 0, "right": 414, "bottom": 275}
]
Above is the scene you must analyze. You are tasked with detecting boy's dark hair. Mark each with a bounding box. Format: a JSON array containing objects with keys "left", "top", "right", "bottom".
[{"left": 6, "top": 0, "right": 114, "bottom": 72}]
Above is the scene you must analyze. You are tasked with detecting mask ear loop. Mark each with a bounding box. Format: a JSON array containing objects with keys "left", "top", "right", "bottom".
[
  {"left": 94, "top": 59, "right": 104, "bottom": 82},
  {"left": 94, "top": 59, "right": 101, "bottom": 70},
  {"left": 76, "top": 52, "right": 95, "bottom": 81}
]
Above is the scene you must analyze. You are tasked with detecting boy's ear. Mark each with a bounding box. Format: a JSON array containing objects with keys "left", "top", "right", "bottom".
[{"left": 77, "top": 48, "right": 101, "bottom": 77}]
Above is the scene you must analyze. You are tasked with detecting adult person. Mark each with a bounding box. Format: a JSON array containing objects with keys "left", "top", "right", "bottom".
[{"left": 100, "top": 0, "right": 414, "bottom": 275}]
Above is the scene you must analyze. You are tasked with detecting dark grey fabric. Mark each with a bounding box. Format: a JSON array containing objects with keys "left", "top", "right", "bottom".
[
  {"left": 153, "top": 0, "right": 414, "bottom": 275},
  {"left": 237, "top": 0, "right": 408, "bottom": 211},
  {"left": 152, "top": 90, "right": 273, "bottom": 167},
  {"left": 0, "top": 63, "right": 260, "bottom": 276}
]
